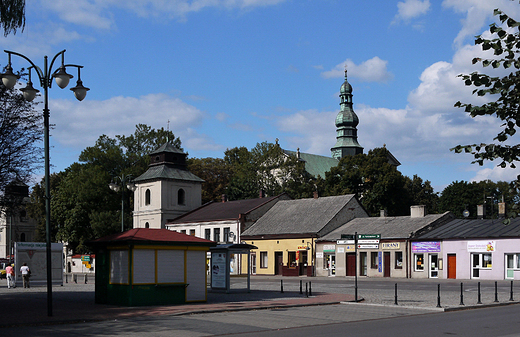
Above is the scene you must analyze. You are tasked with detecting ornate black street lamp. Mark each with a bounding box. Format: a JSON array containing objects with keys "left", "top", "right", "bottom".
[
  {"left": 109, "top": 174, "right": 136, "bottom": 232},
  {"left": 1, "top": 49, "right": 89, "bottom": 317}
]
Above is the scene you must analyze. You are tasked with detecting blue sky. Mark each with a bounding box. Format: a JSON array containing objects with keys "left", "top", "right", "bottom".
[{"left": 3, "top": 0, "right": 520, "bottom": 193}]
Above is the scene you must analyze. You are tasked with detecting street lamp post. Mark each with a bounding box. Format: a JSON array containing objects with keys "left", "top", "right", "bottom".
[
  {"left": 109, "top": 174, "right": 136, "bottom": 232},
  {"left": 1, "top": 49, "right": 89, "bottom": 317}
]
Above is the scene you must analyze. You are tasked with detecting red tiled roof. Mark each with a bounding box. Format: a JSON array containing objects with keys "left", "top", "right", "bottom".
[{"left": 90, "top": 228, "right": 216, "bottom": 245}]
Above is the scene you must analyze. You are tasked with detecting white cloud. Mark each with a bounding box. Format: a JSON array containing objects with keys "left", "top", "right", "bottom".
[
  {"left": 471, "top": 162, "right": 520, "bottom": 183},
  {"left": 36, "top": 0, "right": 287, "bottom": 28},
  {"left": 48, "top": 94, "right": 207, "bottom": 149},
  {"left": 321, "top": 57, "right": 393, "bottom": 83},
  {"left": 393, "top": 0, "right": 430, "bottom": 22}
]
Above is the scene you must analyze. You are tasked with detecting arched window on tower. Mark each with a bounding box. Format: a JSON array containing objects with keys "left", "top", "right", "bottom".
[
  {"left": 145, "top": 189, "right": 151, "bottom": 205},
  {"left": 178, "top": 188, "right": 185, "bottom": 205},
  {"left": 145, "top": 222, "right": 150, "bottom": 228}
]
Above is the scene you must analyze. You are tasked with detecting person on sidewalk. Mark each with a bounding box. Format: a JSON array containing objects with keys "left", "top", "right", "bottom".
[
  {"left": 6, "top": 264, "right": 14, "bottom": 288},
  {"left": 20, "top": 263, "right": 30, "bottom": 288}
]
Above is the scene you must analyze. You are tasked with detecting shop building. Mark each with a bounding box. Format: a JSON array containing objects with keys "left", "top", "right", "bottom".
[
  {"left": 316, "top": 206, "right": 453, "bottom": 278},
  {"left": 412, "top": 217, "right": 520, "bottom": 280},
  {"left": 241, "top": 194, "right": 368, "bottom": 276}
]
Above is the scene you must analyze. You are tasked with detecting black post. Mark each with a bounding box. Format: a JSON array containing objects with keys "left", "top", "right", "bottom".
[
  {"left": 300, "top": 280, "right": 302, "bottom": 294},
  {"left": 494, "top": 281, "right": 499, "bottom": 302},
  {"left": 510, "top": 280, "right": 514, "bottom": 301},
  {"left": 354, "top": 231, "right": 358, "bottom": 302},
  {"left": 394, "top": 283, "right": 398, "bottom": 305},
  {"left": 305, "top": 282, "right": 308, "bottom": 297},
  {"left": 280, "top": 280, "right": 284, "bottom": 293},
  {"left": 84, "top": 274, "right": 88, "bottom": 284},
  {"left": 477, "top": 282, "right": 482, "bottom": 304},
  {"left": 309, "top": 281, "right": 312, "bottom": 296},
  {"left": 459, "top": 282, "right": 464, "bottom": 306},
  {"left": 436, "top": 284, "right": 441, "bottom": 308},
  {"left": 65, "top": 274, "right": 68, "bottom": 283}
]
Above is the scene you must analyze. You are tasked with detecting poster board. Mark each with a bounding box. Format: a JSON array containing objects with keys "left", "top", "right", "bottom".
[{"left": 14, "top": 242, "right": 63, "bottom": 286}]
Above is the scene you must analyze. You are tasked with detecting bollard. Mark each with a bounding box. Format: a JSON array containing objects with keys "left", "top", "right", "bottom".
[
  {"left": 436, "top": 284, "right": 441, "bottom": 308},
  {"left": 65, "top": 274, "right": 68, "bottom": 283},
  {"left": 477, "top": 282, "right": 482, "bottom": 304},
  {"left": 494, "top": 281, "right": 499, "bottom": 303},
  {"left": 74, "top": 274, "right": 77, "bottom": 284},
  {"left": 394, "top": 283, "right": 398, "bottom": 305},
  {"left": 281, "top": 280, "right": 284, "bottom": 293},
  {"left": 510, "top": 280, "right": 514, "bottom": 302},
  {"left": 300, "top": 280, "right": 303, "bottom": 294},
  {"left": 309, "top": 281, "right": 312, "bottom": 296},
  {"left": 305, "top": 282, "right": 308, "bottom": 297},
  {"left": 85, "top": 274, "right": 88, "bottom": 284},
  {"left": 459, "top": 282, "right": 464, "bottom": 306}
]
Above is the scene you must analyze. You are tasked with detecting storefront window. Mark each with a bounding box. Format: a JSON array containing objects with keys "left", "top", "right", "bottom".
[
  {"left": 260, "top": 252, "right": 268, "bottom": 268},
  {"left": 370, "top": 252, "right": 378, "bottom": 269},
  {"left": 415, "top": 254, "right": 424, "bottom": 271},
  {"left": 482, "top": 253, "right": 492, "bottom": 268},
  {"left": 288, "top": 252, "right": 296, "bottom": 267},
  {"left": 517, "top": 254, "right": 520, "bottom": 269},
  {"left": 395, "top": 251, "right": 403, "bottom": 269}
]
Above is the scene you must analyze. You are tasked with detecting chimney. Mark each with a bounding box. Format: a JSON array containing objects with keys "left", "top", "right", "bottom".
[
  {"left": 380, "top": 209, "right": 388, "bottom": 217},
  {"left": 313, "top": 190, "right": 319, "bottom": 199},
  {"left": 221, "top": 194, "right": 227, "bottom": 203},
  {"left": 259, "top": 190, "right": 265, "bottom": 198},
  {"left": 477, "top": 204, "right": 485, "bottom": 219},
  {"left": 498, "top": 202, "right": 506, "bottom": 219},
  {"left": 410, "top": 205, "right": 426, "bottom": 218}
]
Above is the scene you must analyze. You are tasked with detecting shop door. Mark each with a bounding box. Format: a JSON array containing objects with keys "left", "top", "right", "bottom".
[
  {"left": 326, "top": 254, "right": 336, "bottom": 276},
  {"left": 359, "top": 252, "right": 367, "bottom": 276},
  {"left": 275, "top": 252, "right": 283, "bottom": 275},
  {"left": 346, "top": 253, "right": 356, "bottom": 276},
  {"left": 251, "top": 253, "right": 256, "bottom": 275},
  {"left": 429, "top": 254, "right": 439, "bottom": 278},
  {"left": 299, "top": 251, "right": 308, "bottom": 275},
  {"left": 447, "top": 254, "right": 456, "bottom": 279},
  {"left": 384, "top": 252, "right": 391, "bottom": 277},
  {"left": 506, "top": 254, "right": 515, "bottom": 279}
]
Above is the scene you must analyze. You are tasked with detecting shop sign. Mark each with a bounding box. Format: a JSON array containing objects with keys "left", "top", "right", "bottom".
[
  {"left": 382, "top": 242, "right": 400, "bottom": 250},
  {"left": 81, "top": 255, "right": 90, "bottom": 262},
  {"left": 316, "top": 252, "right": 323, "bottom": 258},
  {"left": 412, "top": 241, "right": 440, "bottom": 253},
  {"left": 467, "top": 241, "right": 496, "bottom": 252},
  {"left": 337, "top": 239, "right": 355, "bottom": 245},
  {"left": 345, "top": 245, "right": 355, "bottom": 252},
  {"left": 323, "top": 244, "right": 335, "bottom": 253},
  {"left": 337, "top": 247, "right": 345, "bottom": 253}
]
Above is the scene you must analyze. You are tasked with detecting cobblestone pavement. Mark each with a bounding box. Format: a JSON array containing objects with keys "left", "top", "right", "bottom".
[{"left": 0, "top": 275, "right": 518, "bottom": 329}]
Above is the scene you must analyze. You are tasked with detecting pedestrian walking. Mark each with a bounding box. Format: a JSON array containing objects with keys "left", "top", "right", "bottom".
[
  {"left": 20, "top": 263, "right": 30, "bottom": 288},
  {"left": 6, "top": 263, "right": 15, "bottom": 288}
]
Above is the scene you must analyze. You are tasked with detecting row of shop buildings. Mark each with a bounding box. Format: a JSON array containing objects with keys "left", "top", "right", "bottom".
[{"left": 166, "top": 189, "right": 520, "bottom": 281}]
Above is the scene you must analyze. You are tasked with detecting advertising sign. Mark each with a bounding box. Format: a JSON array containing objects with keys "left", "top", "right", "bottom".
[
  {"left": 211, "top": 252, "right": 227, "bottom": 289},
  {"left": 467, "top": 241, "right": 496, "bottom": 252},
  {"left": 412, "top": 241, "right": 440, "bottom": 253},
  {"left": 382, "top": 242, "right": 400, "bottom": 250},
  {"left": 323, "top": 245, "right": 336, "bottom": 253}
]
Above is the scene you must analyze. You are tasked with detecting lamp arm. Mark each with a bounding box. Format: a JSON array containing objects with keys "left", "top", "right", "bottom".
[{"left": 4, "top": 49, "right": 67, "bottom": 88}]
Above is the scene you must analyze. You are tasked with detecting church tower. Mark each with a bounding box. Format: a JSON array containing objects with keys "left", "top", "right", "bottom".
[
  {"left": 331, "top": 69, "right": 363, "bottom": 159},
  {"left": 132, "top": 142, "right": 204, "bottom": 229}
]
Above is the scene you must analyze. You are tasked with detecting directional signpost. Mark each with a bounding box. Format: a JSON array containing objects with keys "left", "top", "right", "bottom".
[{"left": 357, "top": 234, "right": 380, "bottom": 249}]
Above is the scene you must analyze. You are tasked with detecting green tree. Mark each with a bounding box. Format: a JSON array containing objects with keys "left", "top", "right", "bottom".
[
  {"left": 224, "top": 142, "right": 317, "bottom": 200},
  {"left": 438, "top": 180, "right": 517, "bottom": 218},
  {"left": 319, "top": 147, "right": 412, "bottom": 216},
  {"left": 187, "top": 157, "right": 231, "bottom": 204},
  {"left": 452, "top": 6, "right": 520, "bottom": 169},
  {"left": 405, "top": 175, "right": 439, "bottom": 214},
  {"left": 0, "top": 0, "right": 25, "bottom": 36},
  {"left": 0, "top": 70, "right": 41, "bottom": 204},
  {"left": 28, "top": 124, "right": 180, "bottom": 254}
]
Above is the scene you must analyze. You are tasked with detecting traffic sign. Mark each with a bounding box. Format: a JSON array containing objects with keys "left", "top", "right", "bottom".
[
  {"left": 357, "top": 234, "right": 381, "bottom": 240},
  {"left": 357, "top": 244, "right": 379, "bottom": 249},
  {"left": 358, "top": 239, "right": 380, "bottom": 244}
]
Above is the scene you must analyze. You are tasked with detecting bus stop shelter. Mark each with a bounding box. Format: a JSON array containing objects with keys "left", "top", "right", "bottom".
[{"left": 210, "top": 243, "right": 257, "bottom": 293}]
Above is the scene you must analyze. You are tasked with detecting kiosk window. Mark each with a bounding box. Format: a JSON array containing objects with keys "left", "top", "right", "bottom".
[
  {"left": 415, "top": 254, "right": 424, "bottom": 271},
  {"left": 395, "top": 251, "right": 403, "bottom": 269}
]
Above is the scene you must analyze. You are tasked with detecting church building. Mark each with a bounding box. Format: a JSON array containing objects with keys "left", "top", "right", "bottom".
[{"left": 132, "top": 142, "right": 204, "bottom": 229}]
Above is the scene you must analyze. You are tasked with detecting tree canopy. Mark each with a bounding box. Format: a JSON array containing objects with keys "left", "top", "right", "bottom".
[
  {"left": 0, "top": 70, "right": 41, "bottom": 211},
  {"left": 27, "top": 124, "right": 180, "bottom": 253},
  {"left": 453, "top": 6, "right": 520, "bottom": 169},
  {"left": 0, "top": 0, "right": 25, "bottom": 36}
]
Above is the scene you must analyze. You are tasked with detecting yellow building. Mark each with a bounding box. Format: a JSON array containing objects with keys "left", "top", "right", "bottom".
[{"left": 241, "top": 194, "right": 368, "bottom": 276}]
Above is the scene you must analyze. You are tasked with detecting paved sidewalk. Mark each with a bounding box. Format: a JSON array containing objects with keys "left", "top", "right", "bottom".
[{"left": 0, "top": 283, "right": 356, "bottom": 328}]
